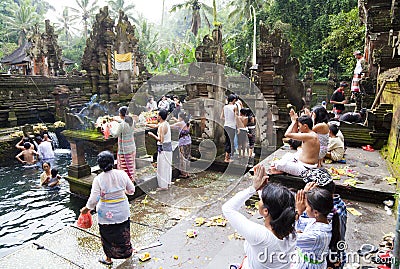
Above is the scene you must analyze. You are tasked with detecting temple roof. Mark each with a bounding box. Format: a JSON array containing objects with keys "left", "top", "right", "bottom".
[
  {"left": 0, "top": 42, "right": 74, "bottom": 65},
  {"left": 0, "top": 42, "right": 31, "bottom": 65}
]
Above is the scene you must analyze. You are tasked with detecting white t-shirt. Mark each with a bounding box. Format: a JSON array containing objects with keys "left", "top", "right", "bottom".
[
  {"left": 38, "top": 141, "right": 54, "bottom": 160},
  {"left": 222, "top": 186, "right": 296, "bottom": 269},
  {"left": 224, "top": 104, "right": 236, "bottom": 128}
]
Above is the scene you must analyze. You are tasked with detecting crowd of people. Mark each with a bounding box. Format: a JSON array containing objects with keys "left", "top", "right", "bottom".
[
  {"left": 223, "top": 162, "right": 347, "bottom": 269},
  {"left": 13, "top": 53, "right": 365, "bottom": 265}
]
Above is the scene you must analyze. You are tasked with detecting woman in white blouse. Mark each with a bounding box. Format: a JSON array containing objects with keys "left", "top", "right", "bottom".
[
  {"left": 222, "top": 165, "right": 297, "bottom": 269},
  {"left": 80, "top": 151, "right": 135, "bottom": 266}
]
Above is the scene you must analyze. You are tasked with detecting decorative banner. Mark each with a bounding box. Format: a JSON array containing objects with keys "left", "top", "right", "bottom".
[{"left": 114, "top": 51, "right": 132, "bottom": 70}]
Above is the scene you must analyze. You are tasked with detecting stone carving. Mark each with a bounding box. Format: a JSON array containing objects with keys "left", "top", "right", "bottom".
[
  {"left": 82, "top": 6, "right": 115, "bottom": 100},
  {"left": 27, "top": 20, "right": 64, "bottom": 76},
  {"left": 82, "top": 7, "right": 149, "bottom": 102},
  {"left": 195, "top": 26, "right": 226, "bottom": 65},
  {"left": 253, "top": 22, "right": 305, "bottom": 147}
]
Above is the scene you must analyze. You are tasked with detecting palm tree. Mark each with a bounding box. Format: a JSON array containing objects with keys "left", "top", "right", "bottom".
[
  {"left": 69, "top": 0, "right": 99, "bottom": 38},
  {"left": 55, "top": 7, "right": 79, "bottom": 47},
  {"left": 107, "top": 0, "right": 136, "bottom": 22},
  {"left": 170, "top": 0, "right": 213, "bottom": 36},
  {"left": 227, "top": 0, "right": 268, "bottom": 25},
  {"left": 0, "top": 0, "right": 41, "bottom": 46}
]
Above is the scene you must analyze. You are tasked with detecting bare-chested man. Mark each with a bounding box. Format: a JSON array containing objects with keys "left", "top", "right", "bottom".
[
  {"left": 269, "top": 113, "right": 320, "bottom": 176},
  {"left": 15, "top": 142, "right": 39, "bottom": 165}
]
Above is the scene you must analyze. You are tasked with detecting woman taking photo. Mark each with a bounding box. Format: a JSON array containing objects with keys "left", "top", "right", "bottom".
[
  {"left": 222, "top": 165, "right": 297, "bottom": 268},
  {"left": 80, "top": 151, "right": 135, "bottom": 266},
  {"left": 111, "top": 106, "right": 136, "bottom": 181}
]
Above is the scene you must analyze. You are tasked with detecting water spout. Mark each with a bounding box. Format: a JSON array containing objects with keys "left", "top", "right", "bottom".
[{"left": 47, "top": 131, "right": 59, "bottom": 149}]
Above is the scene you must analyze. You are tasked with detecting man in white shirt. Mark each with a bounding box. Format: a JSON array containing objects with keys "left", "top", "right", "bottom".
[
  {"left": 351, "top": 51, "right": 367, "bottom": 112},
  {"left": 146, "top": 96, "right": 157, "bottom": 111},
  {"left": 37, "top": 136, "right": 55, "bottom": 161},
  {"left": 157, "top": 96, "right": 169, "bottom": 111}
]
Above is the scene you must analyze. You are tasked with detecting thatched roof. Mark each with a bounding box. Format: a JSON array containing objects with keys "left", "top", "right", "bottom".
[
  {"left": 1, "top": 42, "right": 31, "bottom": 65},
  {"left": 1, "top": 42, "right": 75, "bottom": 66}
]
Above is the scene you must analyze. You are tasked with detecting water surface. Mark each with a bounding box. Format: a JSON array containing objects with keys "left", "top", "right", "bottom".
[{"left": 0, "top": 150, "right": 96, "bottom": 258}]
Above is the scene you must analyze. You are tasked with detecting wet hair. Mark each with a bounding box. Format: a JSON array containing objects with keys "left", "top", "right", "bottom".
[
  {"left": 306, "top": 188, "right": 341, "bottom": 252},
  {"left": 23, "top": 142, "right": 31, "bottom": 149},
  {"left": 227, "top": 94, "right": 236, "bottom": 103},
  {"left": 298, "top": 115, "right": 313, "bottom": 129},
  {"left": 42, "top": 162, "right": 51, "bottom": 169},
  {"left": 97, "top": 151, "right": 114, "bottom": 172},
  {"left": 261, "top": 183, "right": 296, "bottom": 239},
  {"left": 329, "top": 124, "right": 339, "bottom": 136},
  {"left": 35, "top": 136, "right": 43, "bottom": 143},
  {"left": 51, "top": 168, "right": 58, "bottom": 178},
  {"left": 240, "top": 108, "right": 254, "bottom": 123},
  {"left": 159, "top": 109, "right": 168, "bottom": 120},
  {"left": 312, "top": 105, "right": 329, "bottom": 124},
  {"left": 119, "top": 106, "right": 133, "bottom": 127}
]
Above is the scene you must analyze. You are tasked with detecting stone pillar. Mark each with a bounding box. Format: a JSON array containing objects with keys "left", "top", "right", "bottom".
[
  {"left": 8, "top": 111, "right": 17, "bottom": 127},
  {"left": 67, "top": 139, "right": 91, "bottom": 178},
  {"left": 52, "top": 85, "right": 70, "bottom": 121}
]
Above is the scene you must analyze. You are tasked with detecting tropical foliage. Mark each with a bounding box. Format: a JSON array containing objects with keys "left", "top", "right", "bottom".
[
  {"left": 0, "top": 0, "right": 364, "bottom": 80},
  {"left": 107, "top": 0, "right": 136, "bottom": 22},
  {"left": 69, "top": 0, "right": 99, "bottom": 37},
  {"left": 0, "top": 0, "right": 42, "bottom": 46},
  {"left": 170, "top": 0, "right": 213, "bottom": 36}
]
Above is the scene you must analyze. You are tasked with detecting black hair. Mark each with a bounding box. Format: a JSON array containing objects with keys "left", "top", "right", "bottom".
[
  {"left": 227, "top": 94, "right": 236, "bottom": 103},
  {"left": 312, "top": 105, "right": 329, "bottom": 124},
  {"left": 306, "top": 188, "right": 341, "bottom": 252},
  {"left": 320, "top": 181, "right": 336, "bottom": 195},
  {"left": 288, "top": 139, "right": 302, "bottom": 150},
  {"left": 35, "top": 136, "right": 43, "bottom": 143},
  {"left": 158, "top": 109, "right": 168, "bottom": 120},
  {"left": 23, "top": 142, "right": 31, "bottom": 149},
  {"left": 42, "top": 162, "right": 51, "bottom": 169},
  {"left": 119, "top": 106, "right": 133, "bottom": 127},
  {"left": 51, "top": 168, "right": 58, "bottom": 178},
  {"left": 97, "top": 151, "right": 114, "bottom": 172},
  {"left": 298, "top": 115, "right": 313, "bottom": 129},
  {"left": 261, "top": 183, "right": 296, "bottom": 239},
  {"left": 329, "top": 124, "right": 339, "bottom": 136}
]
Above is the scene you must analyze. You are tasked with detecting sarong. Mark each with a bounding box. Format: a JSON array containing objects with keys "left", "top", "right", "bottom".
[
  {"left": 157, "top": 149, "right": 172, "bottom": 188},
  {"left": 351, "top": 73, "right": 361, "bottom": 92},
  {"left": 99, "top": 219, "right": 133, "bottom": 259},
  {"left": 117, "top": 152, "right": 136, "bottom": 181},
  {"left": 179, "top": 144, "right": 191, "bottom": 174}
]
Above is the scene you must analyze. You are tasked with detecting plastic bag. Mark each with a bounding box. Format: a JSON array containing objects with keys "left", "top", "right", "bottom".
[{"left": 77, "top": 212, "right": 93, "bottom": 229}]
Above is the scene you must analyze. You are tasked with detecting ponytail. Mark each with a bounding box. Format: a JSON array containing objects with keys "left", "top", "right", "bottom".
[
  {"left": 124, "top": 115, "right": 133, "bottom": 127},
  {"left": 329, "top": 211, "right": 341, "bottom": 251},
  {"left": 269, "top": 206, "right": 296, "bottom": 239},
  {"left": 262, "top": 183, "right": 296, "bottom": 239}
]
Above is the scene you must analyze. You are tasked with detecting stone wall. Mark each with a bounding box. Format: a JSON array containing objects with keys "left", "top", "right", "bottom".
[
  {"left": 0, "top": 75, "right": 92, "bottom": 127},
  {"left": 379, "top": 68, "right": 400, "bottom": 178}
]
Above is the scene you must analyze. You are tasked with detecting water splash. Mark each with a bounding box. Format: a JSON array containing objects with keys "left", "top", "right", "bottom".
[{"left": 47, "top": 132, "right": 59, "bottom": 149}]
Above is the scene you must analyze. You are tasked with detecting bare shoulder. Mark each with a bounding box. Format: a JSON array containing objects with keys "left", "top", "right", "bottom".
[{"left": 313, "top": 123, "right": 329, "bottom": 134}]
